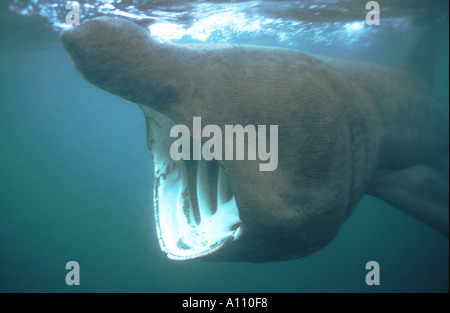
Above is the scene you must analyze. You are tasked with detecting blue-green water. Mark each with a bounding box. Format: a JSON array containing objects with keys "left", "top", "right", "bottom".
[{"left": 0, "top": 1, "right": 448, "bottom": 292}]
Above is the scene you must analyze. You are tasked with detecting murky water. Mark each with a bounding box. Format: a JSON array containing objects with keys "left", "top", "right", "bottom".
[{"left": 0, "top": 0, "right": 448, "bottom": 292}]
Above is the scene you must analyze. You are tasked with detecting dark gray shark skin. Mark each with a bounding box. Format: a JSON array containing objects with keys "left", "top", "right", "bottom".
[{"left": 61, "top": 17, "right": 448, "bottom": 262}]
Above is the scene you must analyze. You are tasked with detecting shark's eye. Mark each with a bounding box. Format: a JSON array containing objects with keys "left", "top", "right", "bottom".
[{"left": 141, "top": 105, "right": 242, "bottom": 260}]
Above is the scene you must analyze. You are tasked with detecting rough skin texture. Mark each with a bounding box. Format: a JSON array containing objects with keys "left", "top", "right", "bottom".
[{"left": 61, "top": 17, "right": 448, "bottom": 262}]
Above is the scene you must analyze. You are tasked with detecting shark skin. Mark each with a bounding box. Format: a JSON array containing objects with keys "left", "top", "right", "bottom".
[{"left": 60, "top": 17, "right": 448, "bottom": 262}]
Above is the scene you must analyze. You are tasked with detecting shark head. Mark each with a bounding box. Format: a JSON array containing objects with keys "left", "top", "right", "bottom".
[{"left": 61, "top": 17, "right": 370, "bottom": 262}]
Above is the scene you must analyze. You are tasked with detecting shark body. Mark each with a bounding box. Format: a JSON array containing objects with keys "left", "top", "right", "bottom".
[{"left": 61, "top": 17, "right": 448, "bottom": 262}]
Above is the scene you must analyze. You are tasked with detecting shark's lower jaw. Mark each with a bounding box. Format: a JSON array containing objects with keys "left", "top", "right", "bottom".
[{"left": 139, "top": 105, "right": 242, "bottom": 260}]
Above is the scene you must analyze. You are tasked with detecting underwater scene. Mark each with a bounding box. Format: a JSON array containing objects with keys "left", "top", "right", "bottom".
[{"left": 0, "top": 0, "right": 448, "bottom": 293}]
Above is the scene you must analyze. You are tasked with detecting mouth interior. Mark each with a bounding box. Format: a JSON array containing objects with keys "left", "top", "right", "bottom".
[{"left": 139, "top": 105, "right": 242, "bottom": 260}]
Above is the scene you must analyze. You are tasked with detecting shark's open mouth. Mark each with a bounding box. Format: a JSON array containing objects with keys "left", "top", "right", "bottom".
[{"left": 139, "top": 105, "right": 242, "bottom": 260}]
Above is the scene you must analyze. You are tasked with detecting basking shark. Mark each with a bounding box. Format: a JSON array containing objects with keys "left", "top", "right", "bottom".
[{"left": 61, "top": 17, "right": 449, "bottom": 262}]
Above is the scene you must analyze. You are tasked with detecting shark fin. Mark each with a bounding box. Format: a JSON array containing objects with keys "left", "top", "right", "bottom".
[
  {"left": 368, "top": 165, "right": 449, "bottom": 236},
  {"left": 401, "top": 26, "right": 439, "bottom": 87}
]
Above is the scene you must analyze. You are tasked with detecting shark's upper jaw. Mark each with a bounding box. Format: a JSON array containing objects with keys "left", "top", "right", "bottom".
[
  {"left": 60, "top": 20, "right": 242, "bottom": 261},
  {"left": 139, "top": 105, "right": 242, "bottom": 260}
]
